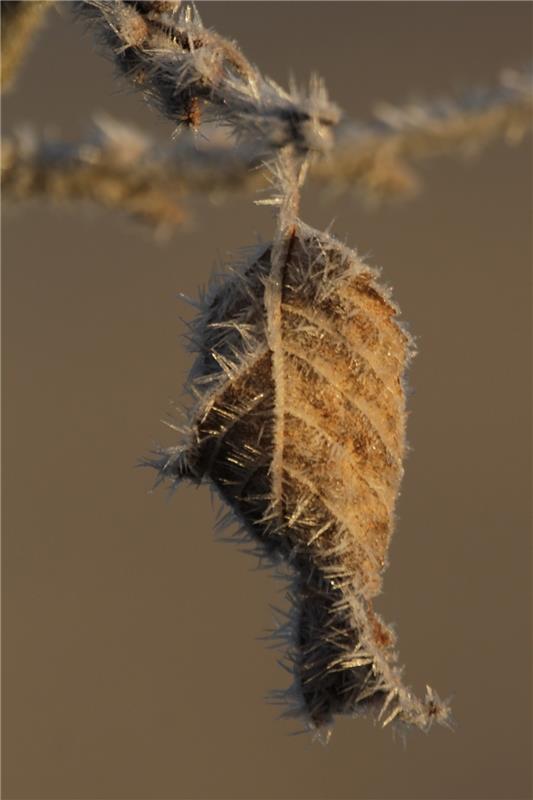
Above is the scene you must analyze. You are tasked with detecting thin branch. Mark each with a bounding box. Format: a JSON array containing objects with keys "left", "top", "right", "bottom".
[
  {"left": 316, "top": 67, "right": 533, "bottom": 199},
  {"left": 3, "top": 69, "right": 531, "bottom": 231},
  {"left": 75, "top": 0, "right": 340, "bottom": 153},
  {"left": 1, "top": 1, "right": 52, "bottom": 93},
  {"left": 1, "top": 116, "right": 188, "bottom": 233}
]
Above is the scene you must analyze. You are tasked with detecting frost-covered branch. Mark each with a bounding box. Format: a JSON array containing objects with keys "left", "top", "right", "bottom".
[
  {"left": 321, "top": 67, "right": 533, "bottom": 198},
  {"left": 1, "top": 117, "right": 187, "bottom": 232},
  {"left": 75, "top": 0, "right": 340, "bottom": 153},
  {"left": 0, "top": 0, "right": 52, "bottom": 93},
  {"left": 3, "top": 68, "right": 531, "bottom": 230}
]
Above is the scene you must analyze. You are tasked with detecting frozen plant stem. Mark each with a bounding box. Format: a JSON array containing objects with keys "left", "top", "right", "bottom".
[
  {"left": 1, "top": 115, "right": 188, "bottom": 232},
  {"left": 76, "top": 0, "right": 340, "bottom": 152}
]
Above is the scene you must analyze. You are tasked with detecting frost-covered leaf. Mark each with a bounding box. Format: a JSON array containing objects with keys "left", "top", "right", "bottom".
[{"left": 154, "top": 219, "right": 451, "bottom": 735}]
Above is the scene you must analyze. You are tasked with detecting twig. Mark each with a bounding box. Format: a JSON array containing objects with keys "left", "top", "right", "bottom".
[
  {"left": 1, "top": 116, "right": 187, "bottom": 232},
  {"left": 316, "top": 67, "right": 533, "bottom": 199},
  {"left": 75, "top": 0, "right": 340, "bottom": 152},
  {"left": 1, "top": 0, "right": 52, "bottom": 93}
]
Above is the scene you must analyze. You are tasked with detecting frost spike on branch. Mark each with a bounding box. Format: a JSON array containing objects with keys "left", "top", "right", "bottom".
[{"left": 2, "top": 67, "right": 531, "bottom": 231}]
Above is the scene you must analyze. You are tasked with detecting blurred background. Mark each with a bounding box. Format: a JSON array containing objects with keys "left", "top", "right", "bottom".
[{"left": 2, "top": 2, "right": 532, "bottom": 799}]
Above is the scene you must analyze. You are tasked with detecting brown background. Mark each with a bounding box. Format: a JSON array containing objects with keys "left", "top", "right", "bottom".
[{"left": 2, "top": 2, "right": 532, "bottom": 799}]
